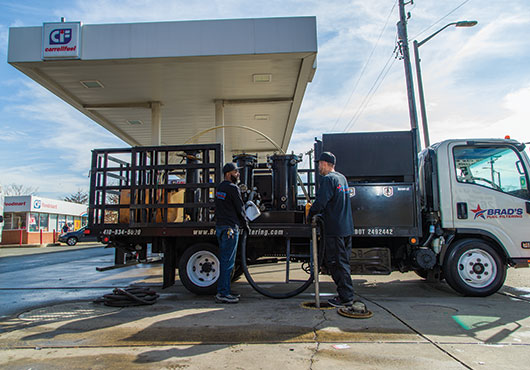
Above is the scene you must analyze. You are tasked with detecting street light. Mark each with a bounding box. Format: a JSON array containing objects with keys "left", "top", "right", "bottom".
[{"left": 414, "top": 20, "right": 478, "bottom": 148}]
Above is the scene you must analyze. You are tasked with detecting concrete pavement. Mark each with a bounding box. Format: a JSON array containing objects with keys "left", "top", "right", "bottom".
[{"left": 1, "top": 245, "right": 530, "bottom": 369}]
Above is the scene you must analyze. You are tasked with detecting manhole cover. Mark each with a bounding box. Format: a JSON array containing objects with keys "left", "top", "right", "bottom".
[
  {"left": 411, "top": 304, "right": 458, "bottom": 313},
  {"left": 18, "top": 302, "right": 121, "bottom": 322}
]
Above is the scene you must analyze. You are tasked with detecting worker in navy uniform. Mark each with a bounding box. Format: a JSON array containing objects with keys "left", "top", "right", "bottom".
[
  {"left": 308, "top": 152, "right": 356, "bottom": 308},
  {"left": 214, "top": 162, "right": 249, "bottom": 303}
]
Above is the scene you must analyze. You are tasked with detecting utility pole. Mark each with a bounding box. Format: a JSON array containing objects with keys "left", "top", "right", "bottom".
[{"left": 397, "top": 0, "right": 420, "bottom": 150}]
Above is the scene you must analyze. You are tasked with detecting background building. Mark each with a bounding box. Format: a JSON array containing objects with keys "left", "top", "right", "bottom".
[{"left": 1, "top": 196, "right": 87, "bottom": 245}]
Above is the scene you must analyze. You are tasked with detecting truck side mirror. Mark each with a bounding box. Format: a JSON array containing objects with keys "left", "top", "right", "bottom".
[{"left": 0, "top": 215, "right": 3, "bottom": 223}]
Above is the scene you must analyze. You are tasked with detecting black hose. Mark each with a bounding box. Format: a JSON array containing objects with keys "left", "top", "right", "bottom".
[
  {"left": 241, "top": 229, "right": 314, "bottom": 299},
  {"left": 421, "top": 224, "right": 436, "bottom": 247},
  {"left": 94, "top": 286, "right": 159, "bottom": 307},
  {"left": 421, "top": 232, "right": 435, "bottom": 247}
]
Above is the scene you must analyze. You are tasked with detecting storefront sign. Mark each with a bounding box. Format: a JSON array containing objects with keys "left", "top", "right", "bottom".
[
  {"left": 42, "top": 22, "right": 81, "bottom": 60},
  {"left": 4, "top": 196, "right": 85, "bottom": 215},
  {"left": 31, "top": 198, "right": 59, "bottom": 211},
  {"left": 4, "top": 197, "right": 28, "bottom": 212}
]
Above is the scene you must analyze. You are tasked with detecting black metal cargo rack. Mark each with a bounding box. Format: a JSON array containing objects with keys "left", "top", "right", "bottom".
[{"left": 88, "top": 144, "right": 222, "bottom": 235}]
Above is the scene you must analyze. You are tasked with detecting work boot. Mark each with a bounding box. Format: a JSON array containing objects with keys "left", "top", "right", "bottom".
[
  {"left": 327, "top": 296, "right": 353, "bottom": 308},
  {"left": 230, "top": 291, "right": 241, "bottom": 299},
  {"left": 215, "top": 293, "right": 239, "bottom": 304}
]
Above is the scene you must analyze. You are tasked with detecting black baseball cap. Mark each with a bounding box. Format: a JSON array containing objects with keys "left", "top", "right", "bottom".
[
  {"left": 223, "top": 162, "right": 241, "bottom": 174},
  {"left": 318, "top": 152, "right": 336, "bottom": 165}
]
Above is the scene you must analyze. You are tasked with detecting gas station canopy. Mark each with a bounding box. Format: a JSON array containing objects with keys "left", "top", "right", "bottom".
[{"left": 8, "top": 17, "right": 317, "bottom": 159}]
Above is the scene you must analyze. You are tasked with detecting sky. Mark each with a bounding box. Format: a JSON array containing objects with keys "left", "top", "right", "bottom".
[{"left": 1, "top": 0, "right": 529, "bottom": 199}]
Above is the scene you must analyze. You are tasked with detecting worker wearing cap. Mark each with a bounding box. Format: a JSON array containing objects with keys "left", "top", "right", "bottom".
[
  {"left": 308, "top": 152, "right": 355, "bottom": 308},
  {"left": 214, "top": 162, "right": 249, "bottom": 303}
]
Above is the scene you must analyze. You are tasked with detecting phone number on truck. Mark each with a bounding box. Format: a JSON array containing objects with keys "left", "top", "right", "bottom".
[{"left": 102, "top": 229, "right": 142, "bottom": 236}]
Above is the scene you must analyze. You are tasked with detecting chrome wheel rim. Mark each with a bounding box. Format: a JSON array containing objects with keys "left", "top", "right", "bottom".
[
  {"left": 186, "top": 250, "right": 219, "bottom": 287},
  {"left": 457, "top": 248, "right": 496, "bottom": 288}
]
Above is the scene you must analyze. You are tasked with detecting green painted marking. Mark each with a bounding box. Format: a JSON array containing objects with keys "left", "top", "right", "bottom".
[
  {"left": 452, "top": 315, "right": 500, "bottom": 331},
  {"left": 453, "top": 315, "right": 471, "bottom": 330}
]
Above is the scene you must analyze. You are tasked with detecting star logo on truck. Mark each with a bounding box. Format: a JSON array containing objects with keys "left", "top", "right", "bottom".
[{"left": 471, "top": 204, "right": 487, "bottom": 220}]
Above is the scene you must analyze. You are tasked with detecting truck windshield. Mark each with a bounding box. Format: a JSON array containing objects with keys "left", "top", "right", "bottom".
[{"left": 454, "top": 145, "right": 530, "bottom": 200}]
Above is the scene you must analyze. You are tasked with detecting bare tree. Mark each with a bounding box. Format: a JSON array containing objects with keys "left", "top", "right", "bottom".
[
  {"left": 3, "top": 183, "right": 39, "bottom": 196},
  {"left": 64, "top": 189, "right": 89, "bottom": 204}
]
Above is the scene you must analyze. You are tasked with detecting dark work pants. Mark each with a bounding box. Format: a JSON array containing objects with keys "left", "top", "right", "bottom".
[
  {"left": 324, "top": 235, "right": 354, "bottom": 302},
  {"left": 216, "top": 226, "right": 239, "bottom": 296}
]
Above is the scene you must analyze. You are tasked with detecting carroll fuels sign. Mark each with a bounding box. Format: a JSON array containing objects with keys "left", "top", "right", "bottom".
[{"left": 42, "top": 22, "right": 81, "bottom": 59}]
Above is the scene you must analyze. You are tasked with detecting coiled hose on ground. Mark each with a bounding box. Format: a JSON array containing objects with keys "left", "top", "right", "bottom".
[{"left": 94, "top": 286, "right": 160, "bottom": 307}]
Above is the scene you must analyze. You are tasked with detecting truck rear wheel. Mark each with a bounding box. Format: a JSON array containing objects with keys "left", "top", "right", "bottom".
[
  {"left": 178, "top": 243, "right": 219, "bottom": 295},
  {"left": 443, "top": 239, "right": 506, "bottom": 297}
]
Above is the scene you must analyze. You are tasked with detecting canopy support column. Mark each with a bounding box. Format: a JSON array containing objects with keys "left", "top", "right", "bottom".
[
  {"left": 151, "top": 101, "right": 162, "bottom": 146},
  {"left": 215, "top": 100, "right": 225, "bottom": 163}
]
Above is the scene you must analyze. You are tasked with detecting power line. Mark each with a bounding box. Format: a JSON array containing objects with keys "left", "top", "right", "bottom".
[
  {"left": 411, "top": 0, "right": 472, "bottom": 40},
  {"left": 330, "top": 0, "right": 398, "bottom": 132},
  {"left": 337, "top": 0, "right": 474, "bottom": 133},
  {"left": 342, "top": 48, "right": 397, "bottom": 132},
  {"left": 341, "top": 46, "right": 398, "bottom": 132}
]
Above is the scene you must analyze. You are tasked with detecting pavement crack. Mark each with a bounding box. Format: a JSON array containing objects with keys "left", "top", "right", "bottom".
[
  {"left": 358, "top": 293, "right": 475, "bottom": 370},
  {"left": 309, "top": 341, "right": 320, "bottom": 370},
  {"left": 497, "top": 291, "right": 530, "bottom": 303},
  {"left": 309, "top": 309, "right": 327, "bottom": 370}
]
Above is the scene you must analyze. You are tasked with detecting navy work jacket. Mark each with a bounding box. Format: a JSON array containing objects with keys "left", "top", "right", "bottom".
[
  {"left": 215, "top": 180, "right": 247, "bottom": 229},
  {"left": 308, "top": 171, "right": 354, "bottom": 236}
]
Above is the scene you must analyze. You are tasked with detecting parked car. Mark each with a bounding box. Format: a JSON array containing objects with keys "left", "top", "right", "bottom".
[{"left": 58, "top": 227, "right": 98, "bottom": 246}]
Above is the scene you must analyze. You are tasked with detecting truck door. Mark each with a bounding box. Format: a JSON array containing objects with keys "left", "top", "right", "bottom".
[{"left": 450, "top": 143, "right": 530, "bottom": 258}]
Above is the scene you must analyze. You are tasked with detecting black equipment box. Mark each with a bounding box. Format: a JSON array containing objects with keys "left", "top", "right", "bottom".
[
  {"left": 322, "top": 130, "right": 416, "bottom": 182},
  {"left": 318, "top": 130, "right": 421, "bottom": 237},
  {"left": 349, "top": 183, "right": 419, "bottom": 237}
]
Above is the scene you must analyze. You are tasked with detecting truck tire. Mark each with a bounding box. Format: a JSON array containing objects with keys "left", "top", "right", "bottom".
[
  {"left": 66, "top": 237, "right": 78, "bottom": 246},
  {"left": 443, "top": 238, "right": 506, "bottom": 297},
  {"left": 178, "top": 243, "right": 219, "bottom": 295}
]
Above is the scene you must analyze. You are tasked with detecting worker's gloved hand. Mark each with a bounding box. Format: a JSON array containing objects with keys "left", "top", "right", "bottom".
[{"left": 305, "top": 203, "right": 312, "bottom": 224}]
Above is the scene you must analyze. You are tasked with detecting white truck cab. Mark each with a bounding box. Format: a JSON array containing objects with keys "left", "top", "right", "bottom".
[{"left": 425, "top": 139, "right": 530, "bottom": 296}]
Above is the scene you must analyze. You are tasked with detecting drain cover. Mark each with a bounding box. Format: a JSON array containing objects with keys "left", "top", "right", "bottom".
[
  {"left": 18, "top": 302, "right": 121, "bottom": 322},
  {"left": 301, "top": 301, "right": 335, "bottom": 310}
]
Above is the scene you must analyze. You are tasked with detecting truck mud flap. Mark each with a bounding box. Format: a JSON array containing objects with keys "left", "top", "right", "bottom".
[
  {"left": 350, "top": 248, "right": 391, "bottom": 275},
  {"left": 163, "top": 240, "right": 176, "bottom": 288}
]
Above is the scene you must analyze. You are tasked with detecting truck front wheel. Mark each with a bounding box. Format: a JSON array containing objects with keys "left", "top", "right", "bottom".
[
  {"left": 443, "top": 239, "right": 506, "bottom": 297},
  {"left": 178, "top": 243, "right": 219, "bottom": 295}
]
